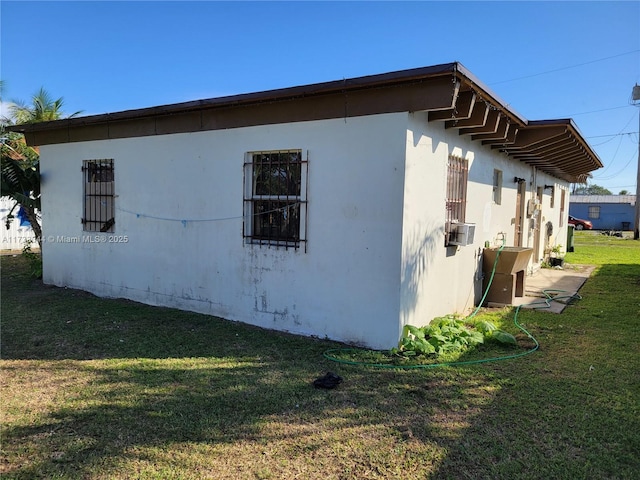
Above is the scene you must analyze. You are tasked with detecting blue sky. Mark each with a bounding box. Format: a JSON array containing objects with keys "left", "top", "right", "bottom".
[{"left": 2, "top": 1, "right": 639, "bottom": 192}]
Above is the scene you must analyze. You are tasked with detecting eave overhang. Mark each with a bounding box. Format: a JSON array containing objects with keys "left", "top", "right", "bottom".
[{"left": 8, "top": 62, "right": 602, "bottom": 183}]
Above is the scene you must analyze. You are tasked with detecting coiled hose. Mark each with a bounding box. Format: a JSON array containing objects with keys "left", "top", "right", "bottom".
[{"left": 324, "top": 243, "right": 581, "bottom": 369}]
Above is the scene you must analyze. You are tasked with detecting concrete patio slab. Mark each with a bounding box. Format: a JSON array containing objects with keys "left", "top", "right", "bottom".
[{"left": 487, "top": 264, "right": 596, "bottom": 314}]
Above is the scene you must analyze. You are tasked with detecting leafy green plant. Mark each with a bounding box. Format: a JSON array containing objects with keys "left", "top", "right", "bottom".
[
  {"left": 550, "top": 244, "right": 563, "bottom": 255},
  {"left": 392, "top": 315, "right": 516, "bottom": 358},
  {"left": 21, "top": 239, "right": 42, "bottom": 278},
  {"left": 473, "top": 319, "right": 517, "bottom": 344}
]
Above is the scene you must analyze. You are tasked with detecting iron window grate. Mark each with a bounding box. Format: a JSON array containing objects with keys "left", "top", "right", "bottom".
[
  {"left": 445, "top": 155, "right": 469, "bottom": 245},
  {"left": 82, "top": 159, "right": 115, "bottom": 232},
  {"left": 243, "top": 150, "right": 308, "bottom": 250}
]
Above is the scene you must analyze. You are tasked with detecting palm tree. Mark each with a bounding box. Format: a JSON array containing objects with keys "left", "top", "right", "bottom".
[
  {"left": 9, "top": 87, "right": 82, "bottom": 123},
  {"left": 1, "top": 87, "right": 82, "bottom": 248},
  {"left": 1, "top": 133, "right": 42, "bottom": 242}
]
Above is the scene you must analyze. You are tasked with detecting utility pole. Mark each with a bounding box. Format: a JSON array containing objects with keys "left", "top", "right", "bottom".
[{"left": 633, "top": 84, "right": 640, "bottom": 240}]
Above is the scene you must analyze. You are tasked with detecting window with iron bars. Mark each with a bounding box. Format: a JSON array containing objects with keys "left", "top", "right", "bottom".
[
  {"left": 82, "top": 159, "right": 115, "bottom": 232},
  {"left": 243, "top": 150, "right": 308, "bottom": 249},
  {"left": 445, "top": 155, "right": 468, "bottom": 245}
]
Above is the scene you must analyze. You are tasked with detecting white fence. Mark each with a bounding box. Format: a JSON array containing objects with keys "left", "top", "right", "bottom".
[{"left": 1, "top": 197, "right": 37, "bottom": 251}]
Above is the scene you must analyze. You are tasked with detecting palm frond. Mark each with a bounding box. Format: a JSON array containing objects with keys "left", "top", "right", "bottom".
[
  {"left": 9, "top": 87, "right": 81, "bottom": 123},
  {"left": 1, "top": 148, "right": 40, "bottom": 210}
]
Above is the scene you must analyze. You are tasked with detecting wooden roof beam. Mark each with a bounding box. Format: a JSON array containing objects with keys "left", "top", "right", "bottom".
[
  {"left": 459, "top": 109, "right": 501, "bottom": 135},
  {"left": 484, "top": 123, "right": 519, "bottom": 147},
  {"left": 428, "top": 90, "right": 476, "bottom": 121},
  {"left": 510, "top": 138, "right": 577, "bottom": 159},
  {"left": 499, "top": 131, "right": 570, "bottom": 152},
  {"left": 546, "top": 153, "right": 592, "bottom": 168},
  {"left": 445, "top": 100, "right": 489, "bottom": 129},
  {"left": 505, "top": 126, "right": 568, "bottom": 149},
  {"left": 521, "top": 154, "right": 581, "bottom": 169},
  {"left": 472, "top": 115, "right": 509, "bottom": 141},
  {"left": 552, "top": 155, "right": 590, "bottom": 170}
]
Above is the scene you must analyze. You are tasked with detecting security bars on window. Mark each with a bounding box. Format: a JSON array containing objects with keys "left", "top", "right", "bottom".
[
  {"left": 445, "top": 155, "right": 468, "bottom": 245},
  {"left": 244, "top": 150, "right": 307, "bottom": 249},
  {"left": 82, "top": 159, "right": 115, "bottom": 232}
]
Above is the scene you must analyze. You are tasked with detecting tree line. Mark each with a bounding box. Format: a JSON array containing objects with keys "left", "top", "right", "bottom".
[{"left": 571, "top": 184, "right": 631, "bottom": 195}]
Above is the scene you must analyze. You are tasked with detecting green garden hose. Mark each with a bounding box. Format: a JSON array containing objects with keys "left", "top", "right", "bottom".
[{"left": 323, "top": 243, "right": 582, "bottom": 369}]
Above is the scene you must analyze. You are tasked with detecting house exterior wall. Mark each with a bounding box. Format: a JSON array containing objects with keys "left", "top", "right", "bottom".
[
  {"left": 38, "top": 110, "right": 572, "bottom": 349},
  {"left": 39, "top": 114, "right": 408, "bottom": 349},
  {"left": 398, "top": 113, "right": 570, "bottom": 332}
]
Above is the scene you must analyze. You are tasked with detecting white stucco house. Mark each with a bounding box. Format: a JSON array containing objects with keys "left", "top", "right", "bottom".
[{"left": 10, "top": 63, "right": 601, "bottom": 349}]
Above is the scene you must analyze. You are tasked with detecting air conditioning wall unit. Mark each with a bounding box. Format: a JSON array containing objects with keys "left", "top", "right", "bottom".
[{"left": 448, "top": 222, "right": 476, "bottom": 246}]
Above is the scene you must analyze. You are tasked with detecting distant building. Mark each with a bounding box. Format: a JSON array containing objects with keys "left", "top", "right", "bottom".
[{"left": 569, "top": 195, "right": 636, "bottom": 230}]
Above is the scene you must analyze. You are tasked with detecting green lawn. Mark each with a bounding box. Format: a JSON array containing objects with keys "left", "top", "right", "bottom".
[{"left": 2, "top": 232, "right": 639, "bottom": 479}]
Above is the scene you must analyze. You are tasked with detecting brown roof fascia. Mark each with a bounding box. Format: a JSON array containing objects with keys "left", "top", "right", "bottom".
[
  {"left": 527, "top": 119, "right": 602, "bottom": 169},
  {"left": 7, "top": 62, "right": 602, "bottom": 179},
  {"left": 9, "top": 62, "right": 530, "bottom": 145},
  {"left": 19, "top": 73, "right": 459, "bottom": 146},
  {"left": 9, "top": 63, "right": 460, "bottom": 141}
]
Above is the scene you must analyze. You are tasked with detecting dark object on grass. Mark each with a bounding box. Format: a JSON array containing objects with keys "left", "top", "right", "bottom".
[{"left": 313, "top": 372, "right": 343, "bottom": 389}]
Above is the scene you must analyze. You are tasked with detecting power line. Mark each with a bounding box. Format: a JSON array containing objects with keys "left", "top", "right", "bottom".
[
  {"left": 596, "top": 135, "right": 626, "bottom": 176},
  {"left": 589, "top": 111, "right": 638, "bottom": 152},
  {"left": 489, "top": 50, "right": 640, "bottom": 86},
  {"left": 587, "top": 131, "right": 636, "bottom": 139},
  {"left": 593, "top": 150, "right": 637, "bottom": 180},
  {"left": 590, "top": 134, "right": 631, "bottom": 148},
  {"left": 565, "top": 105, "right": 631, "bottom": 117}
]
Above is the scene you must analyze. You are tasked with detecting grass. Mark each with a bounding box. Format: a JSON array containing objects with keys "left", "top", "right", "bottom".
[{"left": 1, "top": 231, "right": 639, "bottom": 479}]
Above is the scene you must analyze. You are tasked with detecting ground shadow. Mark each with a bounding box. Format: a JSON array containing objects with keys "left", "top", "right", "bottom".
[{"left": 3, "top": 256, "right": 638, "bottom": 478}]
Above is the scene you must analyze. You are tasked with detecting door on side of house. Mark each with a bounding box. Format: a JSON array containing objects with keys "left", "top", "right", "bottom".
[
  {"left": 533, "top": 186, "right": 543, "bottom": 262},
  {"left": 514, "top": 180, "right": 527, "bottom": 246}
]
